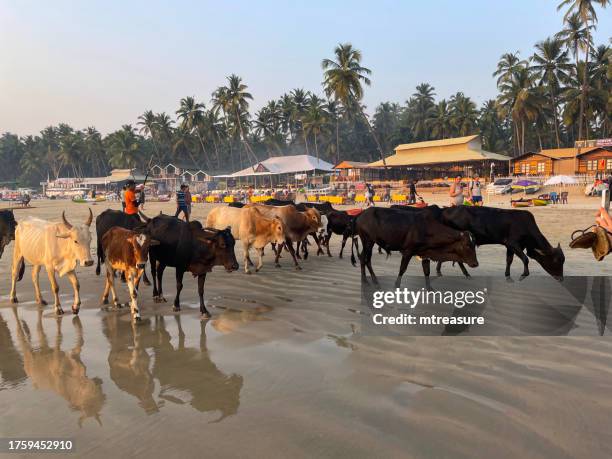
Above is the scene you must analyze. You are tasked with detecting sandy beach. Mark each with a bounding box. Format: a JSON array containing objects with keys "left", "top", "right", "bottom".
[{"left": 0, "top": 196, "right": 611, "bottom": 458}]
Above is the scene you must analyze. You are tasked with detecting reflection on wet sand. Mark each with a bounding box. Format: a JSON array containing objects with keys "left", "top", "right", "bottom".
[
  {"left": 0, "top": 310, "right": 27, "bottom": 387},
  {"left": 102, "top": 313, "right": 243, "bottom": 422},
  {"left": 12, "top": 309, "right": 105, "bottom": 426}
]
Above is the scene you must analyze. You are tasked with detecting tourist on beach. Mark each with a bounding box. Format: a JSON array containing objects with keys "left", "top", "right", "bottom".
[
  {"left": 120, "top": 185, "right": 127, "bottom": 211},
  {"left": 408, "top": 180, "right": 419, "bottom": 204},
  {"left": 175, "top": 184, "right": 190, "bottom": 222},
  {"left": 184, "top": 184, "right": 192, "bottom": 215},
  {"left": 449, "top": 175, "right": 465, "bottom": 206},
  {"left": 365, "top": 183, "right": 375, "bottom": 207},
  {"left": 469, "top": 175, "right": 483, "bottom": 206},
  {"left": 123, "top": 180, "right": 140, "bottom": 216}
]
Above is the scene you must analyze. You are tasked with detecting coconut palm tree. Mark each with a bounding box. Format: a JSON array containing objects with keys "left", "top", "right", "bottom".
[
  {"left": 493, "top": 52, "right": 528, "bottom": 87},
  {"left": 137, "top": 110, "right": 162, "bottom": 164},
  {"left": 478, "top": 100, "right": 508, "bottom": 152},
  {"left": 303, "top": 95, "right": 329, "bottom": 161},
  {"left": 154, "top": 112, "right": 174, "bottom": 162},
  {"left": 450, "top": 93, "right": 479, "bottom": 137},
  {"left": 557, "top": 0, "right": 610, "bottom": 139},
  {"left": 176, "top": 96, "right": 211, "bottom": 169},
  {"left": 106, "top": 125, "right": 141, "bottom": 169},
  {"left": 531, "top": 37, "right": 572, "bottom": 147},
  {"left": 290, "top": 88, "right": 311, "bottom": 155},
  {"left": 322, "top": 43, "right": 386, "bottom": 164},
  {"left": 426, "top": 99, "right": 452, "bottom": 139},
  {"left": 404, "top": 84, "right": 437, "bottom": 140}
]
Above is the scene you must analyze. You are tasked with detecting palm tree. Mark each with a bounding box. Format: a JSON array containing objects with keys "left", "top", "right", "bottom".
[
  {"left": 557, "top": 0, "right": 610, "bottom": 139},
  {"left": 478, "top": 100, "right": 508, "bottom": 152},
  {"left": 290, "top": 88, "right": 311, "bottom": 155},
  {"left": 426, "top": 99, "right": 452, "bottom": 139},
  {"left": 176, "top": 96, "right": 211, "bottom": 169},
  {"left": 137, "top": 110, "right": 161, "bottom": 164},
  {"left": 107, "top": 125, "right": 141, "bottom": 169},
  {"left": 531, "top": 37, "right": 572, "bottom": 147},
  {"left": 154, "top": 112, "right": 174, "bottom": 162},
  {"left": 404, "top": 83, "right": 436, "bottom": 140},
  {"left": 83, "top": 127, "right": 106, "bottom": 176},
  {"left": 322, "top": 43, "right": 386, "bottom": 164},
  {"left": 303, "top": 95, "right": 329, "bottom": 161},
  {"left": 493, "top": 52, "right": 528, "bottom": 87},
  {"left": 449, "top": 93, "right": 479, "bottom": 137}
]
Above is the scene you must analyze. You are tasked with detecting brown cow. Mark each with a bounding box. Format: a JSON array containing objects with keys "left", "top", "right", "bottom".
[
  {"left": 101, "top": 227, "right": 159, "bottom": 321},
  {"left": 206, "top": 206, "right": 286, "bottom": 274},
  {"left": 246, "top": 204, "right": 322, "bottom": 270}
]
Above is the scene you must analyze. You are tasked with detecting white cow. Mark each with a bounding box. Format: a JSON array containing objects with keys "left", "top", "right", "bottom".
[{"left": 10, "top": 210, "right": 94, "bottom": 315}]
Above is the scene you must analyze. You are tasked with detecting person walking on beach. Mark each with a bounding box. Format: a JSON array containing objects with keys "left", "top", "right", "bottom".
[
  {"left": 120, "top": 185, "right": 127, "bottom": 211},
  {"left": 364, "top": 183, "right": 375, "bottom": 207},
  {"left": 175, "top": 184, "right": 190, "bottom": 222},
  {"left": 408, "top": 180, "right": 419, "bottom": 204},
  {"left": 449, "top": 175, "right": 465, "bottom": 206},
  {"left": 123, "top": 180, "right": 141, "bottom": 216},
  {"left": 469, "top": 175, "right": 483, "bottom": 206},
  {"left": 184, "top": 184, "right": 192, "bottom": 216}
]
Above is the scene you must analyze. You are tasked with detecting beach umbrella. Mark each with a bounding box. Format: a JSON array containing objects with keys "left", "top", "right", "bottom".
[
  {"left": 511, "top": 179, "right": 538, "bottom": 190},
  {"left": 544, "top": 175, "right": 578, "bottom": 186}
]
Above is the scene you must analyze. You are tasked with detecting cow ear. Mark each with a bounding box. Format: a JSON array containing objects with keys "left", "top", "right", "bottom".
[{"left": 55, "top": 229, "right": 71, "bottom": 239}]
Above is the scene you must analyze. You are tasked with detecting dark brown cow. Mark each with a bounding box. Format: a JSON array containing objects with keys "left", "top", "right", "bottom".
[{"left": 101, "top": 227, "right": 159, "bottom": 321}]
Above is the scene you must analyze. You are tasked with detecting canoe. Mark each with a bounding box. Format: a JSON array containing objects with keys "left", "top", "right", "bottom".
[
  {"left": 512, "top": 201, "right": 532, "bottom": 208},
  {"left": 532, "top": 199, "right": 548, "bottom": 206}
]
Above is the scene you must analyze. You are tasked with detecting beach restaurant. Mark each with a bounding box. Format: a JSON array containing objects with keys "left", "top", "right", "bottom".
[
  {"left": 363, "top": 135, "right": 510, "bottom": 180},
  {"left": 511, "top": 143, "right": 612, "bottom": 177},
  {"left": 216, "top": 154, "right": 335, "bottom": 187}
]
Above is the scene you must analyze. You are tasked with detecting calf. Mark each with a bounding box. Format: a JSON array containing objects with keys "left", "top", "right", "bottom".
[
  {"left": 323, "top": 210, "right": 354, "bottom": 258},
  {"left": 246, "top": 204, "right": 324, "bottom": 270},
  {"left": 139, "top": 213, "right": 239, "bottom": 317},
  {"left": 10, "top": 210, "right": 94, "bottom": 315},
  {"left": 351, "top": 207, "right": 478, "bottom": 287},
  {"left": 101, "top": 227, "right": 159, "bottom": 321},
  {"left": 206, "top": 206, "right": 286, "bottom": 274},
  {"left": 0, "top": 209, "right": 17, "bottom": 260}
]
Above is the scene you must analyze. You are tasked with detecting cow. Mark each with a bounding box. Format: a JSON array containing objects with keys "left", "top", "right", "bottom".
[
  {"left": 246, "top": 204, "right": 324, "bottom": 270},
  {"left": 95, "top": 209, "right": 150, "bottom": 285},
  {"left": 138, "top": 213, "right": 239, "bottom": 317},
  {"left": 206, "top": 206, "right": 286, "bottom": 274},
  {"left": 0, "top": 209, "right": 17, "bottom": 260},
  {"left": 10, "top": 210, "right": 94, "bottom": 315},
  {"left": 322, "top": 210, "right": 354, "bottom": 258},
  {"left": 437, "top": 206, "right": 565, "bottom": 280},
  {"left": 228, "top": 201, "right": 246, "bottom": 208},
  {"left": 100, "top": 227, "right": 160, "bottom": 321},
  {"left": 351, "top": 207, "right": 478, "bottom": 287},
  {"left": 13, "top": 309, "right": 105, "bottom": 427}
]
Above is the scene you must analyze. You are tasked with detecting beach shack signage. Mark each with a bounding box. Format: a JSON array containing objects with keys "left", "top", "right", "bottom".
[{"left": 575, "top": 138, "right": 612, "bottom": 148}]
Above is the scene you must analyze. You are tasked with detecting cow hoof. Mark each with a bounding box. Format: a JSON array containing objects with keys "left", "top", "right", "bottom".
[
  {"left": 245, "top": 270, "right": 252, "bottom": 275},
  {"left": 436, "top": 272, "right": 442, "bottom": 277},
  {"left": 275, "top": 263, "right": 281, "bottom": 268},
  {"left": 102, "top": 298, "right": 109, "bottom": 305},
  {"left": 72, "top": 308, "right": 80, "bottom": 315},
  {"left": 135, "top": 316, "right": 142, "bottom": 322},
  {"left": 9, "top": 297, "right": 18, "bottom": 304},
  {"left": 37, "top": 299, "right": 48, "bottom": 306},
  {"left": 173, "top": 306, "right": 181, "bottom": 312},
  {"left": 505, "top": 276, "right": 514, "bottom": 283},
  {"left": 143, "top": 279, "right": 151, "bottom": 286},
  {"left": 56, "top": 308, "right": 64, "bottom": 315},
  {"left": 295, "top": 265, "right": 302, "bottom": 271},
  {"left": 200, "top": 313, "right": 211, "bottom": 320},
  {"left": 519, "top": 274, "right": 528, "bottom": 281}
]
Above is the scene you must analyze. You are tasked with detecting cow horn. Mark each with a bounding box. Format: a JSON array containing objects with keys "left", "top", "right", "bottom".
[
  {"left": 85, "top": 208, "right": 93, "bottom": 226},
  {"left": 139, "top": 211, "right": 151, "bottom": 223},
  {"left": 62, "top": 211, "right": 73, "bottom": 229},
  {"left": 557, "top": 243, "right": 561, "bottom": 249}
]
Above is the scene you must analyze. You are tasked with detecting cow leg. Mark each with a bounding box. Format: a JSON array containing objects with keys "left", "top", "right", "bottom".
[
  {"left": 151, "top": 258, "right": 159, "bottom": 298},
  {"left": 311, "top": 233, "right": 324, "bottom": 256},
  {"left": 365, "top": 244, "right": 379, "bottom": 285},
  {"left": 66, "top": 271, "right": 81, "bottom": 314},
  {"left": 457, "top": 262, "right": 471, "bottom": 278},
  {"left": 101, "top": 267, "right": 112, "bottom": 305},
  {"left": 395, "top": 254, "right": 412, "bottom": 288},
  {"left": 9, "top": 242, "right": 23, "bottom": 303},
  {"left": 106, "top": 265, "right": 121, "bottom": 308},
  {"left": 274, "top": 243, "right": 283, "bottom": 267},
  {"left": 127, "top": 272, "right": 141, "bottom": 321},
  {"left": 32, "top": 265, "right": 47, "bottom": 306},
  {"left": 141, "top": 270, "right": 151, "bottom": 287},
  {"left": 302, "top": 239, "right": 309, "bottom": 260},
  {"left": 46, "top": 268, "right": 63, "bottom": 315},
  {"left": 326, "top": 234, "right": 333, "bottom": 257},
  {"left": 505, "top": 247, "right": 516, "bottom": 281},
  {"left": 436, "top": 261, "right": 443, "bottom": 276},
  {"left": 173, "top": 269, "right": 185, "bottom": 311},
  {"left": 421, "top": 259, "right": 432, "bottom": 290},
  {"left": 198, "top": 274, "right": 210, "bottom": 318},
  {"left": 284, "top": 238, "right": 302, "bottom": 270},
  {"left": 510, "top": 245, "right": 530, "bottom": 280},
  {"left": 243, "top": 241, "right": 252, "bottom": 274},
  {"left": 154, "top": 264, "right": 167, "bottom": 303},
  {"left": 255, "top": 247, "right": 264, "bottom": 272}
]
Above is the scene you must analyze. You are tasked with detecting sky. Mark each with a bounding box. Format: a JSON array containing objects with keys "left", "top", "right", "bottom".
[{"left": 0, "top": 0, "right": 610, "bottom": 136}]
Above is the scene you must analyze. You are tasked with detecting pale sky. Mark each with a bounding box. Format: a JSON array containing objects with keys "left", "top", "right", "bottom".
[{"left": 1, "top": 0, "right": 610, "bottom": 136}]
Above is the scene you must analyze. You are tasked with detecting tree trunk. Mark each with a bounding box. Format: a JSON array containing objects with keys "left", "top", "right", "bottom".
[
  {"left": 335, "top": 119, "right": 340, "bottom": 165},
  {"left": 195, "top": 131, "right": 212, "bottom": 171},
  {"left": 578, "top": 29, "right": 591, "bottom": 141},
  {"left": 314, "top": 131, "right": 319, "bottom": 161},
  {"left": 302, "top": 126, "right": 310, "bottom": 156},
  {"left": 550, "top": 89, "right": 561, "bottom": 148},
  {"left": 358, "top": 107, "right": 386, "bottom": 166}
]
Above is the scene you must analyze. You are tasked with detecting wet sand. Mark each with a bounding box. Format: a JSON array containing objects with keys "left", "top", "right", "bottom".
[{"left": 0, "top": 198, "right": 611, "bottom": 458}]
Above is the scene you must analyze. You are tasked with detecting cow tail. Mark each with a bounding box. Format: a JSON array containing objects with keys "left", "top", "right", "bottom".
[{"left": 17, "top": 257, "right": 25, "bottom": 282}]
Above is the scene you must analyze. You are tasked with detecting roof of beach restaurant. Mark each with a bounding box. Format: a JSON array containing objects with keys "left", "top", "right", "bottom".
[
  {"left": 334, "top": 161, "right": 370, "bottom": 169},
  {"left": 512, "top": 146, "right": 602, "bottom": 161},
  {"left": 367, "top": 135, "right": 510, "bottom": 167},
  {"left": 81, "top": 169, "right": 147, "bottom": 185},
  {"left": 225, "top": 155, "right": 335, "bottom": 177}
]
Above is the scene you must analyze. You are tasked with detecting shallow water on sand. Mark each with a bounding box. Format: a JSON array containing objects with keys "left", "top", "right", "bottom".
[{"left": 1, "top": 200, "right": 612, "bottom": 458}]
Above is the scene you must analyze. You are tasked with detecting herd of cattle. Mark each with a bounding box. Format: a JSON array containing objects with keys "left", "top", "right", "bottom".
[{"left": 0, "top": 199, "right": 565, "bottom": 321}]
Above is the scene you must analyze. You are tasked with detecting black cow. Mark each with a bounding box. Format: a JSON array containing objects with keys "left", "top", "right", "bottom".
[
  {"left": 322, "top": 210, "right": 354, "bottom": 258},
  {"left": 228, "top": 202, "right": 246, "bottom": 208},
  {"left": 139, "top": 213, "right": 239, "bottom": 317},
  {"left": 95, "top": 209, "right": 151, "bottom": 284},
  {"left": 0, "top": 210, "right": 17, "bottom": 260},
  {"left": 438, "top": 206, "right": 564, "bottom": 280},
  {"left": 351, "top": 207, "right": 478, "bottom": 287}
]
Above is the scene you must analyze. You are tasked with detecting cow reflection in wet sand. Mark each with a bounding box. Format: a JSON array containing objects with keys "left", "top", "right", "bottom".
[
  {"left": 12, "top": 309, "right": 105, "bottom": 427},
  {"left": 102, "top": 314, "right": 243, "bottom": 421}
]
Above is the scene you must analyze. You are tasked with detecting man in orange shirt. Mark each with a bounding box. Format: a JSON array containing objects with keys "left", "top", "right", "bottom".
[{"left": 124, "top": 180, "right": 141, "bottom": 215}]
